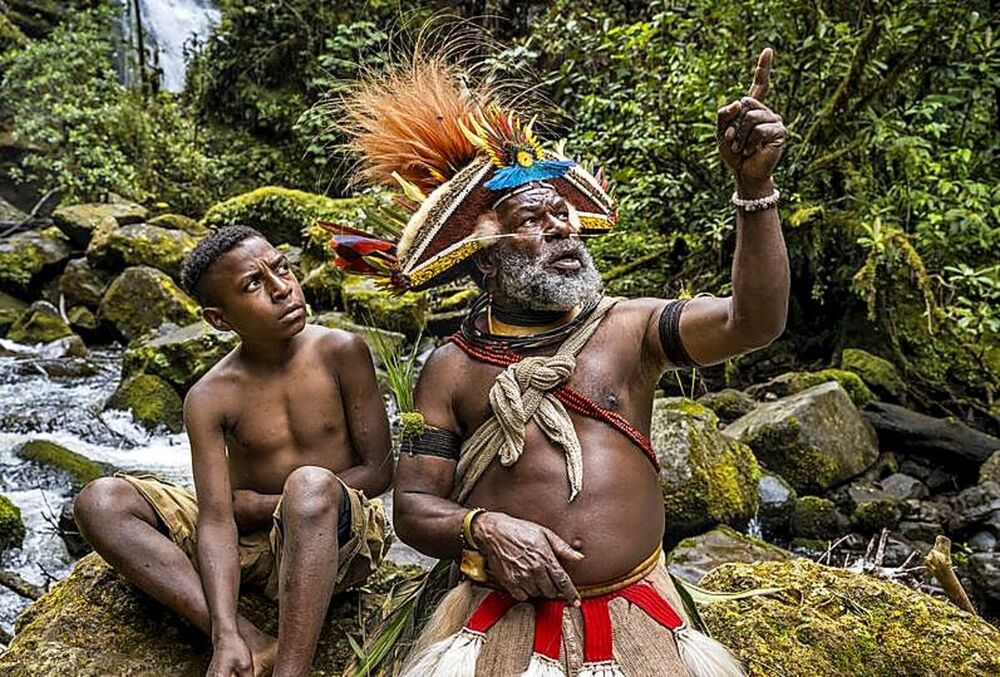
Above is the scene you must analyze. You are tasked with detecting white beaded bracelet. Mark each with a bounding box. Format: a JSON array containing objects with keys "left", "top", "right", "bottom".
[{"left": 731, "top": 187, "right": 780, "bottom": 212}]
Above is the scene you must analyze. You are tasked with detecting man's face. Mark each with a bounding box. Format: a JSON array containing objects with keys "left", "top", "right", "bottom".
[
  {"left": 202, "top": 237, "right": 307, "bottom": 340},
  {"left": 482, "top": 185, "right": 603, "bottom": 311}
]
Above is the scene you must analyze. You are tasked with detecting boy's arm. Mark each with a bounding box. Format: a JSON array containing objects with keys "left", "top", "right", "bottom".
[
  {"left": 186, "top": 385, "right": 252, "bottom": 675},
  {"left": 331, "top": 332, "right": 393, "bottom": 496}
]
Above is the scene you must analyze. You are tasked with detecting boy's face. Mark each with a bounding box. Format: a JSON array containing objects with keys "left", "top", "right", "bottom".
[{"left": 201, "top": 237, "right": 307, "bottom": 340}]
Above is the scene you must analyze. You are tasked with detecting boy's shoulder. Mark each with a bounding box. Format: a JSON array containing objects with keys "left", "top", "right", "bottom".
[
  {"left": 184, "top": 347, "right": 242, "bottom": 409},
  {"left": 304, "top": 323, "right": 369, "bottom": 363}
]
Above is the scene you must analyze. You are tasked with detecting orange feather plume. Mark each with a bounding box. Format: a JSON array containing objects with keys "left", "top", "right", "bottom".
[{"left": 336, "top": 54, "right": 494, "bottom": 196}]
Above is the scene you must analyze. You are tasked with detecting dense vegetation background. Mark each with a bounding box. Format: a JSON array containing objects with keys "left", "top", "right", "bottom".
[{"left": 1, "top": 0, "right": 997, "bottom": 428}]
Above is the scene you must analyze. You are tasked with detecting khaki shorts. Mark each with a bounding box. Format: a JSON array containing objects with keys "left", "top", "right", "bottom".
[{"left": 117, "top": 472, "right": 391, "bottom": 600}]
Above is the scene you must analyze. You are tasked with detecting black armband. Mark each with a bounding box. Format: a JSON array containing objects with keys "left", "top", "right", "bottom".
[
  {"left": 658, "top": 299, "right": 698, "bottom": 369},
  {"left": 400, "top": 425, "right": 461, "bottom": 461}
]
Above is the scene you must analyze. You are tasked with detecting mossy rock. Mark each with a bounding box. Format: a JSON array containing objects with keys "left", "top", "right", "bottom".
[
  {"left": 745, "top": 368, "right": 875, "bottom": 408},
  {"left": 89, "top": 224, "right": 199, "bottom": 280},
  {"left": 15, "top": 439, "right": 108, "bottom": 488},
  {"left": 697, "top": 388, "right": 757, "bottom": 424},
  {"left": 0, "top": 196, "right": 29, "bottom": 222},
  {"left": 341, "top": 275, "right": 428, "bottom": 340},
  {"left": 67, "top": 305, "right": 99, "bottom": 331},
  {"left": 122, "top": 321, "right": 239, "bottom": 394},
  {"left": 0, "top": 494, "right": 26, "bottom": 551},
  {"left": 0, "top": 227, "right": 71, "bottom": 295},
  {"left": 52, "top": 201, "right": 148, "bottom": 248},
  {"left": 789, "top": 495, "right": 845, "bottom": 540},
  {"left": 651, "top": 398, "right": 761, "bottom": 543},
  {"left": 148, "top": 213, "right": 209, "bottom": 236},
  {"left": 0, "top": 553, "right": 423, "bottom": 675},
  {"left": 725, "top": 382, "right": 879, "bottom": 493},
  {"left": 849, "top": 498, "right": 904, "bottom": 535},
  {"left": 699, "top": 558, "right": 1000, "bottom": 676},
  {"left": 7, "top": 300, "right": 76, "bottom": 344},
  {"left": 312, "top": 312, "right": 406, "bottom": 366},
  {"left": 300, "top": 262, "right": 344, "bottom": 312},
  {"left": 58, "top": 258, "right": 113, "bottom": 309},
  {"left": 98, "top": 267, "right": 201, "bottom": 342},
  {"left": 201, "top": 187, "right": 369, "bottom": 247},
  {"left": 105, "top": 374, "right": 184, "bottom": 433},
  {"left": 840, "top": 348, "right": 907, "bottom": 403},
  {"left": 0, "top": 290, "right": 27, "bottom": 335},
  {"left": 667, "top": 524, "right": 793, "bottom": 584}
]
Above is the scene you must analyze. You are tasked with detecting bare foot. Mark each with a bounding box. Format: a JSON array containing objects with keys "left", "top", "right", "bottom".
[{"left": 238, "top": 619, "right": 277, "bottom": 677}]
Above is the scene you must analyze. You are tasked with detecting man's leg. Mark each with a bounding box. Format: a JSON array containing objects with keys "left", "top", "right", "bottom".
[
  {"left": 272, "top": 466, "right": 343, "bottom": 677},
  {"left": 73, "top": 477, "right": 277, "bottom": 675}
]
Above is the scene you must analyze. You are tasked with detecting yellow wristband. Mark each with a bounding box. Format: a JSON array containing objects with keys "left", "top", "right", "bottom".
[{"left": 462, "top": 508, "right": 487, "bottom": 551}]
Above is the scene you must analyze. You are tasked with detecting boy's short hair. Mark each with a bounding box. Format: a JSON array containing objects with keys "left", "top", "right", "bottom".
[{"left": 180, "top": 225, "right": 265, "bottom": 305}]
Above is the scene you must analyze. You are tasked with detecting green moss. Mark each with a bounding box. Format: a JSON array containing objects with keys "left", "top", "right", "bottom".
[
  {"left": 739, "top": 415, "right": 837, "bottom": 493},
  {"left": 7, "top": 300, "right": 75, "bottom": 344},
  {"left": 97, "top": 266, "right": 201, "bottom": 342},
  {"left": 53, "top": 201, "right": 148, "bottom": 248},
  {"left": 16, "top": 439, "right": 106, "bottom": 488},
  {"left": 790, "top": 496, "right": 843, "bottom": 539},
  {"left": 840, "top": 348, "right": 907, "bottom": 402},
  {"left": 341, "top": 275, "right": 428, "bottom": 339},
  {"left": 67, "top": 305, "right": 98, "bottom": 331},
  {"left": 201, "top": 187, "right": 371, "bottom": 247},
  {"left": 106, "top": 374, "right": 184, "bottom": 433},
  {"left": 700, "top": 559, "right": 1000, "bottom": 676},
  {"left": 697, "top": 388, "right": 756, "bottom": 423},
  {"left": 99, "top": 224, "right": 198, "bottom": 280},
  {"left": 0, "top": 494, "right": 25, "bottom": 552},
  {"left": 652, "top": 398, "right": 760, "bottom": 541},
  {"left": 849, "top": 499, "right": 904, "bottom": 535},
  {"left": 122, "top": 321, "right": 239, "bottom": 394},
  {"left": 148, "top": 213, "right": 208, "bottom": 236},
  {"left": 0, "top": 290, "right": 27, "bottom": 334},
  {"left": 300, "top": 261, "right": 344, "bottom": 311},
  {"left": 0, "top": 227, "right": 71, "bottom": 294},
  {"left": 400, "top": 411, "right": 427, "bottom": 436}
]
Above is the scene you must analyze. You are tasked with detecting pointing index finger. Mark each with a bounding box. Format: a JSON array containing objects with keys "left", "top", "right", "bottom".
[{"left": 747, "top": 47, "right": 774, "bottom": 102}]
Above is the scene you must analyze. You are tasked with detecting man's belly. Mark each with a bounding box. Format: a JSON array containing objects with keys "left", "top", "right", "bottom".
[{"left": 464, "top": 426, "right": 664, "bottom": 586}]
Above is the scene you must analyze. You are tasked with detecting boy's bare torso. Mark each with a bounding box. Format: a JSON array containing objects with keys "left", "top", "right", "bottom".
[{"left": 196, "top": 325, "right": 360, "bottom": 496}]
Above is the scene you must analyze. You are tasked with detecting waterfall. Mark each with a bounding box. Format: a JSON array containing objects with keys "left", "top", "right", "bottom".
[{"left": 118, "top": 0, "right": 220, "bottom": 93}]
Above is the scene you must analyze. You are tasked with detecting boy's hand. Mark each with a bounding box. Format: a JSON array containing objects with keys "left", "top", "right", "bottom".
[
  {"left": 207, "top": 632, "right": 253, "bottom": 677},
  {"left": 232, "top": 489, "right": 279, "bottom": 533}
]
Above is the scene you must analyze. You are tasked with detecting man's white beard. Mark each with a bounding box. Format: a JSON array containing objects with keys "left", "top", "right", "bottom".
[{"left": 488, "top": 239, "right": 604, "bottom": 312}]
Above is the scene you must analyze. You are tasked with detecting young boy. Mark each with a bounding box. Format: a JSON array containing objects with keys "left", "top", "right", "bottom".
[{"left": 74, "top": 226, "right": 393, "bottom": 677}]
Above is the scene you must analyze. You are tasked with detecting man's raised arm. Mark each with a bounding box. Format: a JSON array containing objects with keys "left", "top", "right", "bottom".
[
  {"left": 642, "top": 48, "right": 790, "bottom": 371},
  {"left": 186, "top": 385, "right": 253, "bottom": 677}
]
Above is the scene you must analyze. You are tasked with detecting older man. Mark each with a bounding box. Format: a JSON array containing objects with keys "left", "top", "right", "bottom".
[{"left": 329, "top": 47, "right": 787, "bottom": 676}]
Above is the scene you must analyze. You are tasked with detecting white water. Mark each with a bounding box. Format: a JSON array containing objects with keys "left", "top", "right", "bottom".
[{"left": 119, "top": 0, "right": 220, "bottom": 92}]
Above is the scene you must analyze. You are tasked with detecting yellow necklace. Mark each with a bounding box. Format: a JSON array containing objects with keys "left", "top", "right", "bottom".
[{"left": 487, "top": 304, "right": 582, "bottom": 336}]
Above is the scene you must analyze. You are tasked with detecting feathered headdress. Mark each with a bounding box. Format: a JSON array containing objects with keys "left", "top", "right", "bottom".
[{"left": 320, "top": 50, "right": 618, "bottom": 292}]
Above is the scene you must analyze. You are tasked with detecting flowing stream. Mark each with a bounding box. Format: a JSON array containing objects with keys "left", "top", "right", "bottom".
[{"left": 118, "top": 0, "right": 221, "bottom": 92}]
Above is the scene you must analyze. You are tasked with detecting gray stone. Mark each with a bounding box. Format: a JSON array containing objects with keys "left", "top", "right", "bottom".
[
  {"left": 947, "top": 481, "right": 1000, "bottom": 533},
  {"left": 879, "top": 472, "right": 929, "bottom": 500},
  {"left": 757, "top": 472, "right": 797, "bottom": 537},
  {"left": 667, "top": 524, "right": 794, "bottom": 584},
  {"left": 52, "top": 200, "right": 148, "bottom": 248},
  {"left": 980, "top": 451, "right": 1000, "bottom": 485},
  {"left": 88, "top": 223, "right": 198, "bottom": 280},
  {"left": 651, "top": 399, "right": 761, "bottom": 542},
  {"left": 0, "top": 290, "right": 27, "bottom": 334},
  {"left": 7, "top": 300, "right": 76, "bottom": 344},
  {"left": 98, "top": 267, "right": 200, "bottom": 342},
  {"left": 58, "top": 258, "right": 112, "bottom": 309},
  {"left": 725, "top": 381, "right": 879, "bottom": 493},
  {"left": 969, "top": 531, "right": 997, "bottom": 553},
  {"left": 0, "top": 227, "right": 71, "bottom": 295}
]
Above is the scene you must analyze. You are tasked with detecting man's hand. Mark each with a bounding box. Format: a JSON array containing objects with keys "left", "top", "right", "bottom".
[
  {"left": 716, "top": 47, "right": 787, "bottom": 194},
  {"left": 472, "top": 511, "right": 584, "bottom": 605},
  {"left": 207, "top": 632, "right": 253, "bottom": 677}
]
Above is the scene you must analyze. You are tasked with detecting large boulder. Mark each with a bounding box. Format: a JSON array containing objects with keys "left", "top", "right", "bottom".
[
  {"left": 200, "top": 187, "right": 369, "bottom": 247},
  {"left": 15, "top": 439, "right": 108, "bottom": 488},
  {"left": 52, "top": 200, "right": 148, "bottom": 248},
  {"left": 697, "top": 388, "right": 757, "bottom": 424},
  {"left": 0, "top": 553, "right": 421, "bottom": 675},
  {"left": 0, "top": 494, "right": 25, "bottom": 551},
  {"left": 341, "top": 275, "right": 428, "bottom": 339},
  {"left": 666, "top": 525, "right": 793, "bottom": 584},
  {"left": 7, "top": 300, "right": 75, "bottom": 344},
  {"left": 105, "top": 374, "right": 184, "bottom": 433},
  {"left": 122, "top": 321, "right": 238, "bottom": 394},
  {"left": 840, "top": 348, "right": 907, "bottom": 403},
  {"left": 88, "top": 223, "right": 198, "bottom": 280},
  {"left": 699, "top": 559, "right": 1000, "bottom": 676},
  {"left": 725, "top": 381, "right": 879, "bottom": 493},
  {"left": 147, "top": 213, "right": 209, "bottom": 236},
  {"left": 745, "top": 368, "right": 875, "bottom": 408},
  {"left": 98, "top": 267, "right": 200, "bottom": 342},
  {"left": 0, "top": 227, "right": 71, "bottom": 295},
  {"left": 0, "top": 290, "right": 27, "bottom": 334},
  {"left": 651, "top": 398, "right": 761, "bottom": 542},
  {"left": 789, "top": 495, "right": 847, "bottom": 540},
  {"left": 57, "top": 258, "right": 113, "bottom": 309}
]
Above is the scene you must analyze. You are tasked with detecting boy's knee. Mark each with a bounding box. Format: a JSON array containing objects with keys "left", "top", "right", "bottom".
[
  {"left": 73, "top": 477, "right": 140, "bottom": 529},
  {"left": 282, "top": 466, "right": 342, "bottom": 521}
]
